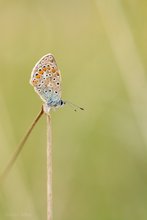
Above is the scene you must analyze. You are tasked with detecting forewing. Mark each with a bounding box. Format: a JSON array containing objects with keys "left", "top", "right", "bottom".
[{"left": 30, "top": 53, "right": 62, "bottom": 104}]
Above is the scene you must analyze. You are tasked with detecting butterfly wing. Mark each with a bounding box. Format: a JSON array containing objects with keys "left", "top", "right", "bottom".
[{"left": 30, "top": 53, "right": 62, "bottom": 106}]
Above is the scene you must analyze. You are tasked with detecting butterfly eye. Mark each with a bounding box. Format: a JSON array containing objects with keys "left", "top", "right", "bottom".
[
  {"left": 49, "top": 89, "right": 52, "bottom": 92},
  {"left": 56, "top": 82, "right": 60, "bottom": 86},
  {"left": 53, "top": 77, "right": 56, "bottom": 81},
  {"left": 37, "top": 89, "right": 41, "bottom": 92},
  {"left": 44, "top": 90, "right": 48, "bottom": 93},
  {"left": 54, "top": 91, "right": 58, "bottom": 94}
]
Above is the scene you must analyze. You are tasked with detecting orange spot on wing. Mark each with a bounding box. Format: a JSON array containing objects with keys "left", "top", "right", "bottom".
[
  {"left": 51, "top": 67, "right": 56, "bottom": 73},
  {"left": 36, "top": 74, "right": 41, "bottom": 79},
  {"left": 32, "top": 79, "right": 38, "bottom": 85},
  {"left": 47, "top": 65, "right": 51, "bottom": 70},
  {"left": 39, "top": 69, "right": 44, "bottom": 75},
  {"left": 43, "top": 67, "right": 47, "bottom": 71}
]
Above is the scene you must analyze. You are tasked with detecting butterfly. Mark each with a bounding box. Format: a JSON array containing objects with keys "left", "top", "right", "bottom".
[{"left": 30, "top": 53, "right": 84, "bottom": 113}]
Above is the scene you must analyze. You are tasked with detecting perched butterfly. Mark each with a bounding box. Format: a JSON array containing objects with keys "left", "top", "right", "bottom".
[{"left": 30, "top": 53, "right": 84, "bottom": 113}]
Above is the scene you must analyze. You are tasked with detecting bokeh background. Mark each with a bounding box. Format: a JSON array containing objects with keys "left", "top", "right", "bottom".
[{"left": 0, "top": 0, "right": 147, "bottom": 219}]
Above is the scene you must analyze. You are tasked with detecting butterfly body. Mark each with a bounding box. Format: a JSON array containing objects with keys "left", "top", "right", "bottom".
[{"left": 30, "top": 53, "right": 63, "bottom": 111}]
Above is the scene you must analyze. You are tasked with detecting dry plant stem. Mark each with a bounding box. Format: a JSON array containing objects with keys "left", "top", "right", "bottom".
[
  {"left": 47, "top": 114, "right": 52, "bottom": 220},
  {"left": 0, "top": 106, "right": 44, "bottom": 182}
]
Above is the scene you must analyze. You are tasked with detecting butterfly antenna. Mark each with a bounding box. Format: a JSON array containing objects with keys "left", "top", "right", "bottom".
[{"left": 64, "top": 100, "right": 84, "bottom": 112}]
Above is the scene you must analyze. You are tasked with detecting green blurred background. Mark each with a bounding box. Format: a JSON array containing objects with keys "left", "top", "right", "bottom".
[{"left": 0, "top": 0, "right": 147, "bottom": 219}]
